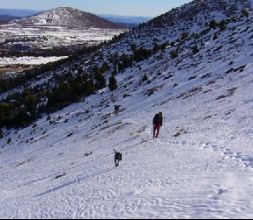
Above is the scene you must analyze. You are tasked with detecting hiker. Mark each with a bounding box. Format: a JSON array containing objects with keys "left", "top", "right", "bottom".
[
  {"left": 114, "top": 105, "right": 121, "bottom": 116},
  {"left": 153, "top": 112, "right": 163, "bottom": 138},
  {"left": 114, "top": 149, "right": 122, "bottom": 167}
]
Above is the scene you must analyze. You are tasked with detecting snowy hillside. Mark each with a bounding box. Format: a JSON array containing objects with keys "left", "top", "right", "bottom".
[
  {"left": 1, "top": 0, "right": 253, "bottom": 218},
  {"left": 0, "top": 26, "right": 125, "bottom": 52},
  {"left": 0, "top": 56, "right": 68, "bottom": 66},
  {"left": 9, "top": 7, "right": 124, "bottom": 29},
  {"left": 0, "top": 7, "right": 127, "bottom": 58}
]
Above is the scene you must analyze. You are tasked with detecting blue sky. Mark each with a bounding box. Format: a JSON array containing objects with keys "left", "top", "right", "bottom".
[{"left": 0, "top": 0, "right": 191, "bottom": 17}]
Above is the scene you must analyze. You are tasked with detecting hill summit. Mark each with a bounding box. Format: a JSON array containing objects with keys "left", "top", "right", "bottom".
[{"left": 9, "top": 7, "right": 124, "bottom": 29}]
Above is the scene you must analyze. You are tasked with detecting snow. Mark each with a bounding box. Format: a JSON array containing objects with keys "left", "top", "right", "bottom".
[
  {"left": 1, "top": 53, "right": 253, "bottom": 218},
  {"left": 8, "top": 7, "right": 122, "bottom": 29},
  {"left": 0, "top": 7, "right": 127, "bottom": 50},
  {"left": 0, "top": 0, "right": 253, "bottom": 218},
  {"left": 0, "top": 56, "right": 68, "bottom": 66},
  {"left": 0, "top": 26, "right": 126, "bottom": 48}
]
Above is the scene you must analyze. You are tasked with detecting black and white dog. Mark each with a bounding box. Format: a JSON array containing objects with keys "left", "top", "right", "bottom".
[{"left": 114, "top": 149, "right": 122, "bottom": 167}]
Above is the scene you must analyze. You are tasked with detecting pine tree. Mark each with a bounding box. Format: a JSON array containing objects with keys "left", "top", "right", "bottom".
[
  {"left": 95, "top": 73, "right": 106, "bottom": 89},
  {"left": 210, "top": 20, "right": 218, "bottom": 29},
  {"left": 192, "top": 45, "right": 199, "bottom": 54},
  {"left": 181, "top": 32, "right": 189, "bottom": 40},
  {"left": 170, "top": 50, "right": 178, "bottom": 59},
  {"left": 142, "top": 74, "right": 149, "bottom": 82},
  {"left": 242, "top": 9, "right": 249, "bottom": 18},
  {"left": 109, "top": 74, "right": 118, "bottom": 91},
  {"left": 219, "top": 20, "right": 227, "bottom": 31},
  {"left": 0, "top": 128, "right": 3, "bottom": 139}
]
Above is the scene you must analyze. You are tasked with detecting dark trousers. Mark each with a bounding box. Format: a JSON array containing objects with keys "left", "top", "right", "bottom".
[
  {"left": 115, "top": 158, "right": 119, "bottom": 167},
  {"left": 153, "top": 124, "right": 161, "bottom": 138}
]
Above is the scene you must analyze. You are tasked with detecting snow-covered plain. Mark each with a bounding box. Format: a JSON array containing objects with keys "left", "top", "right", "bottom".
[
  {"left": 0, "top": 26, "right": 126, "bottom": 47},
  {"left": 0, "top": 26, "right": 125, "bottom": 69},
  {"left": 0, "top": 7, "right": 127, "bottom": 48},
  {"left": 0, "top": 56, "right": 68, "bottom": 66},
  {"left": 1, "top": 0, "right": 253, "bottom": 219},
  {"left": 0, "top": 8, "right": 127, "bottom": 68}
]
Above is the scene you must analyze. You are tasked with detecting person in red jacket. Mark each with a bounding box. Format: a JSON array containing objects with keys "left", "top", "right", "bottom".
[{"left": 153, "top": 112, "right": 163, "bottom": 138}]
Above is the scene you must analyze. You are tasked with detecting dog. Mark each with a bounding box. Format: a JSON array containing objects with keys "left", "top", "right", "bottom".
[
  {"left": 114, "top": 149, "right": 122, "bottom": 167},
  {"left": 114, "top": 105, "right": 121, "bottom": 116}
]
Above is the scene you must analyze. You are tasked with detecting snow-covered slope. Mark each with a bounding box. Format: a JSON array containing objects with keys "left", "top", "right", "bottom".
[
  {"left": 0, "top": 56, "right": 68, "bottom": 66},
  {"left": 1, "top": 0, "right": 253, "bottom": 218},
  {"left": 9, "top": 7, "right": 124, "bottom": 29},
  {"left": 0, "top": 8, "right": 127, "bottom": 57}
]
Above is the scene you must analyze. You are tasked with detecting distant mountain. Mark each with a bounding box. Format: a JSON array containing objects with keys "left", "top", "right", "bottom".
[
  {"left": 99, "top": 14, "right": 152, "bottom": 27},
  {"left": 8, "top": 7, "right": 125, "bottom": 29},
  {"left": 99, "top": 14, "right": 152, "bottom": 24},
  {"left": 0, "top": 8, "right": 41, "bottom": 17},
  {"left": 0, "top": 8, "right": 150, "bottom": 27},
  {"left": 0, "top": 7, "right": 127, "bottom": 56},
  {"left": 0, "top": 15, "right": 18, "bottom": 23}
]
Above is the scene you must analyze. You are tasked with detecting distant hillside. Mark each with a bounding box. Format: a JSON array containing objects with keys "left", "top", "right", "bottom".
[
  {"left": 0, "top": 8, "right": 41, "bottom": 17},
  {"left": 9, "top": 7, "right": 125, "bottom": 29},
  {"left": 99, "top": 14, "right": 152, "bottom": 26},
  {"left": 0, "top": 7, "right": 127, "bottom": 57},
  {"left": 0, "top": 8, "right": 150, "bottom": 27},
  {"left": 0, "top": 15, "right": 18, "bottom": 23}
]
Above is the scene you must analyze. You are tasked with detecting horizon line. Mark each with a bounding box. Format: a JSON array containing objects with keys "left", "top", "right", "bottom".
[{"left": 0, "top": 7, "right": 157, "bottom": 18}]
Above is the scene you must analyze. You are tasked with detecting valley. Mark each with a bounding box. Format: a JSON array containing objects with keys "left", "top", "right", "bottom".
[{"left": 0, "top": 7, "right": 127, "bottom": 75}]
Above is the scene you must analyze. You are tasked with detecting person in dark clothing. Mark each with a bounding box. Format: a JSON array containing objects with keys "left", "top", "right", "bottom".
[
  {"left": 114, "top": 149, "right": 122, "bottom": 167},
  {"left": 153, "top": 112, "right": 163, "bottom": 138}
]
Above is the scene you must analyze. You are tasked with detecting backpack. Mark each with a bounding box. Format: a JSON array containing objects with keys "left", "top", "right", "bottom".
[
  {"left": 153, "top": 114, "right": 160, "bottom": 124},
  {"left": 118, "top": 152, "right": 122, "bottom": 161}
]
